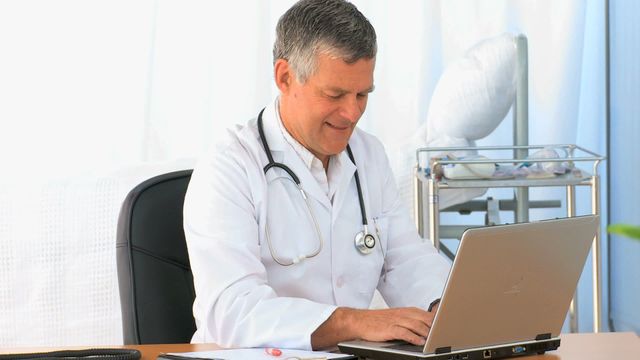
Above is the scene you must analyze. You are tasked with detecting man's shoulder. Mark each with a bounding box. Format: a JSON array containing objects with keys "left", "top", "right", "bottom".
[
  {"left": 200, "top": 118, "right": 260, "bottom": 160},
  {"left": 193, "top": 118, "right": 262, "bottom": 177}
]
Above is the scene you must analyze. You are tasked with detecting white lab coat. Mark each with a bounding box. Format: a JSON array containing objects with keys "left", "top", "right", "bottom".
[{"left": 184, "top": 99, "right": 450, "bottom": 350}]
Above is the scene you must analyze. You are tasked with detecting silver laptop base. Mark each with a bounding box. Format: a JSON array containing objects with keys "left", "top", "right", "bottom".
[{"left": 338, "top": 337, "right": 560, "bottom": 360}]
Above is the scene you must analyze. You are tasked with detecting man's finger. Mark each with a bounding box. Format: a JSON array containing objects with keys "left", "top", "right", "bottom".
[
  {"left": 391, "top": 326, "right": 426, "bottom": 346},
  {"left": 395, "top": 317, "right": 430, "bottom": 338},
  {"left": 394, "top": 307, "right": 435, "bottom": 324}
]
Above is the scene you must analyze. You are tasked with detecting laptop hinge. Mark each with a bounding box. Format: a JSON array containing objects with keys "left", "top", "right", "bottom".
[
  {"left": 435, "top": 346, "right": 452, "bottom": 354},
  {"left": 535, "top": 333, "right": 552, "bottom": 341}
]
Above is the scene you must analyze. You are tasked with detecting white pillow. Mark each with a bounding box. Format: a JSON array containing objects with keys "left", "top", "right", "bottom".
[
  {"left": 426, "top": 33, "right": 517, "bottom": 144},
  {"left": 387, "top": 33, "right": 518, "bottom": 221}
]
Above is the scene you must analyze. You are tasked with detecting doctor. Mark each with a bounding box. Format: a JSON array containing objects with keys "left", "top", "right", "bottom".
[{"left": 184, "top": 0, "right": 450, "bottom": 351}]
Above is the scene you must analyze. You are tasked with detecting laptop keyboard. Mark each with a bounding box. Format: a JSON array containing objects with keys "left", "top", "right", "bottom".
[{"left": 384, "top": 342, "right": 424, "bottom": 353}]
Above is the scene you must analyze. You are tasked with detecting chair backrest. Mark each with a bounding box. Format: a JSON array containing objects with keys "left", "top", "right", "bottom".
[{"left": 116, "top": 170, "right": 195, "bottom": 344}]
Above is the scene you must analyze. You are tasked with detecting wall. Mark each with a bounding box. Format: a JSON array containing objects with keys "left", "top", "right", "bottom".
[{"left": 609, "top": 0, "right": 640, "bottom": 333}]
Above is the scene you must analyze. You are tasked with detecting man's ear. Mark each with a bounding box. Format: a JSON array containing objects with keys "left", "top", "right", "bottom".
[{"left": 274, "top": 59, "right": 294, "bottom": 93}]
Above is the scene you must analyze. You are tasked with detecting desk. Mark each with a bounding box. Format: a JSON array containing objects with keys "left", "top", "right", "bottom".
[{"left": 1, "top": 332, "right": 638, "bottom": 359}]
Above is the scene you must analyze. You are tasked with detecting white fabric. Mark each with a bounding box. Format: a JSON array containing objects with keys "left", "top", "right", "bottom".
[
  {"left": 183, "top": 100, "right": 450, "bottom": 349},
  {"left": 389, "top": 33, "right": 518, "bottom": 211},
  {"left": 426, "top": 33, "right": 517, "bottom": 145},
  {"left": 0, "top": 159, "right": 194, "bottom": 347},
  {"left": 0, "top": 177, "right": 125, "bottom": 347},
  {"left": 388, "top": 131, "right": 487, "bottom": 214}
]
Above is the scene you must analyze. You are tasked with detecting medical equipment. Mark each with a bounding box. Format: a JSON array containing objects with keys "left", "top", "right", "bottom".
[
  {"left": 257, "top": 108, "right": 378, "bottom": 266},
  {"left": 413, "top": 34, "right": 607, "bottom": 334},
  {"left": 416, "top": 143, "right": 605, "bottom": 334},
  {"left": 436, "top": 154, "right": 496, "bottom": 179},
  {"left": 432, "top": 148, "right": 576, "bottom": 181},
  {"left": 0, "top": 349, "right": 141, "bottom": 360}
]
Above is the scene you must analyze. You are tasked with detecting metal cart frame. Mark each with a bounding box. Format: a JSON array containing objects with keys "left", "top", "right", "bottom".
[{"left": 414, "top": 144, "right": 605, "bottom": 333}]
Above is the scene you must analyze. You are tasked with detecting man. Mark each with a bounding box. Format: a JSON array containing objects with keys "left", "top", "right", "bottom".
[{"left": 184, "top": 0, "right": 450, "bottom": 350}]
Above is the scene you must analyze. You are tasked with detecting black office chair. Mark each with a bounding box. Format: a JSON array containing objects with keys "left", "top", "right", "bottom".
[{"left": 116, "top": 170, "right": 196, "bottom": 344}]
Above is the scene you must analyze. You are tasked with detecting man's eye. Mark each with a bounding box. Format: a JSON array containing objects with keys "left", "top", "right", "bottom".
[{"left": 327, "top": 93, "right": 343, "bottom": 99}]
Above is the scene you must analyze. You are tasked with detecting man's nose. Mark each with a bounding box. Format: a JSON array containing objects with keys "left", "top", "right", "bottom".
[{"left": 340, "top": 95, "right": 364, "bottom": 123}]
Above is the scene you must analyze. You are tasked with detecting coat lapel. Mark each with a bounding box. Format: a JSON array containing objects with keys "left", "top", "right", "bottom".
[
  {"left": 261, "top": 102, "right": 332, "bottom": 211},
  {"left": 331, "top": 151, "right": 357, "bottom": 226}
]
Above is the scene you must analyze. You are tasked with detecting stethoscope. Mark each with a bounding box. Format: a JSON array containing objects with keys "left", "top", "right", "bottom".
[{"left": 257, "top": 108, "right": 378, "bottom": 266}]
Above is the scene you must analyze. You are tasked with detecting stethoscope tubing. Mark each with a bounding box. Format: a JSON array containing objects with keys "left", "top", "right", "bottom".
[
  {"left": 258, "top": 108, "right": 369, "bottom": 225},
  {"left": 257, "top": 108, "right": 376, "bottom": 264}
]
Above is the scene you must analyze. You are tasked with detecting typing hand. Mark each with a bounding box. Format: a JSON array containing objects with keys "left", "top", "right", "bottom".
[
  {"left": 311, "top": 306, "right": 437, "bottom": 349},
  {"left": 346, "top": 307, "right": 436, "bottom": 346}
]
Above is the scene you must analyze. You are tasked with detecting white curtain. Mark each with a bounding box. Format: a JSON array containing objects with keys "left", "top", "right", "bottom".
[{"left": 0, "top": 0, "right": 604, "bottom": 346}]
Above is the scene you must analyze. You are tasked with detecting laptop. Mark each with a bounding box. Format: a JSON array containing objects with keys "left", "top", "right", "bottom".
[{"left": 338, "top": 215, "right": 599, "bottom": 360}]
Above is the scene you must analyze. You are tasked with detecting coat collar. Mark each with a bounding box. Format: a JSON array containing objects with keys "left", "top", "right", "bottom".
[{"left": 259, "top": 99, "right": 357, "bottom": 212}]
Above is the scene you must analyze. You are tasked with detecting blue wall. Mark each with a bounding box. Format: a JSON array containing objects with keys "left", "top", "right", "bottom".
[{"left": 609, "top": 0, "right": 640, "bottom": 333}]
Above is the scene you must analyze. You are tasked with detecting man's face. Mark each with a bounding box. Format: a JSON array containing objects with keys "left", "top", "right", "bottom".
[{"left": 279, "top": 53, "right": 375, "bottom": 162}]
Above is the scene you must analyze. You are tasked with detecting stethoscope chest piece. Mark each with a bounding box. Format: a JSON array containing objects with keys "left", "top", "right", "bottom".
[{"left": 354, "top": 228, "right": 377, "bottom": 255}]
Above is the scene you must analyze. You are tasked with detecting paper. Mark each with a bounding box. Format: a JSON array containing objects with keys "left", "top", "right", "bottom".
[{"left": 166, "top": 348, "right": 355, "bottom": 360}]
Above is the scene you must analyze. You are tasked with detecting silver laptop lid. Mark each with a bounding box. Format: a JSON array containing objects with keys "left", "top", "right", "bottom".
[{"left": 425, "top": 215, "right": 599, "bottom": 353}]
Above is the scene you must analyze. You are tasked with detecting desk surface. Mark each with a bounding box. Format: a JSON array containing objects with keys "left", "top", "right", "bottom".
[{"left": 1, "top": 332, "right": 638, "bottom": 359}]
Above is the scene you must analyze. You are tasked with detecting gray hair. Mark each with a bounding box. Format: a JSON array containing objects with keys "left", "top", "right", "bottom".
[{"left": 273, "top": 0, "right": 377, "bottom": 83}]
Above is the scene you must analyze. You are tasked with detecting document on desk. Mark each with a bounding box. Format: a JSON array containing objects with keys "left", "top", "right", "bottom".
[{"left": 159, "top": 348, "right": 357, "bottom": 360}]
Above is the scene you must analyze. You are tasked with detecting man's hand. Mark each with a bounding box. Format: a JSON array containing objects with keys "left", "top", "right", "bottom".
[{"left": 311, "top": 307, "right": 437, "bottom": 350}]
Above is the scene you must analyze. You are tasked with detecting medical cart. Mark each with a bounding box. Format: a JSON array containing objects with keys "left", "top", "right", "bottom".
[{"left": 414, "top": 144, "right": 605, "bottom": 334}]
